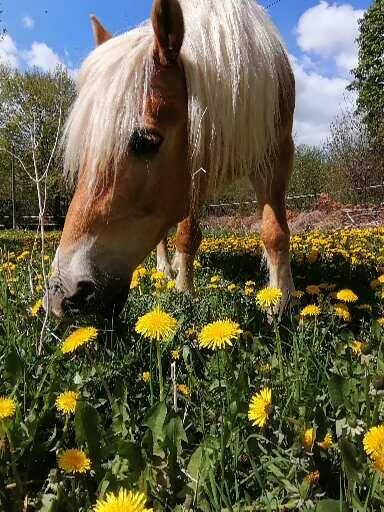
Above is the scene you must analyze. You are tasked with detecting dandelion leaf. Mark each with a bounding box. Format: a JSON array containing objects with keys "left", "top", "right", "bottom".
[
  {"left": 165, "top": 415, "right": 188, "bottom": 456},
  {"left": 328, "top": 374, "right": 350, "bottom": 409},
  {"left": 75, "top": 402, "right": 102, "bottom": 465},
  {"left": 339, "top": 438, "right": 362, "bottom": 486},
  {"left": 315, "top": 499, "right": 350, "bottom": 512},
  {"left": 143, "top": 400, "right": 167, "bottom": 456}
]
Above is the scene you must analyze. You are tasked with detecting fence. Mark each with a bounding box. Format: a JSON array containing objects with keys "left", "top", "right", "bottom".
[{"left": 1, "top": 185, "right": 383, "bottom": 231}]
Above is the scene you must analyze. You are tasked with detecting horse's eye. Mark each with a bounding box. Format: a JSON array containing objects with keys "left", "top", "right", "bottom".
[{"left": 129, "top": 128, "right": 163, "bottom": 157}]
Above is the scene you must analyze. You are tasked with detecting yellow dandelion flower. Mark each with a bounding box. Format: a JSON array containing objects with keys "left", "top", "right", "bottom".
[
  {"left": 248, "top": 387, "right": 272, "bottom": 428},
  {"left": 142, "top": 372, "right": 151, "bottom": 383},
  {"left": 154, "top": 280, "right": 166, "bottom": 292},
  {"left": 350, "top": 341, "right": 364, "bottom": 355},
  {"left": 334, "top": 303, "right": 351, "bottom": 322},
  {"left": 300, "top": 304, "right": 321, "bottom": 318},
  {"left": 256, "top": 287, "right": 282, "bottom": 309},
  {"left": 260, "top": 363, "right": 272, "bottom": 375},
  {"left": 151, "top": 271, "right": 166, "bottom": 281},
  {"left": 177, "top": 384, "right": 190, "bottom": 396},
  {"left": 171, "top": 349, "right": 181, "bottom": 360},
  {"left": 373, "top": 456, "right": 384, "bottom": 473},
  {"left": 378, "top": 274, "right": 384, "bottom": 284},
  {"left": 186, "top": 327, "right": 197, "bottom": 339},
  {"left": 210, "top": 275, "right": 221, "bottom": 284},
  {"left": 94, "top": 489, "right": 153, "bottom": 512},
  {"left": 317, "top": 433, "right": 333, "bottom": 450},
  {"left": 135, "top": 307, "right": 177, "bottom": 342},
  {"left": 130, "top": 270, "right": 140, "bottom": 289},
  {"left": 137, "top": 267, "right": 147, "bottom": 278},
  {"left": 244, "top": 287, "right": 254, "bottom": 297},
  {"left": 61, "top": 327, "right": 98, "bottom": 354},
  {"left": 167, "top": 280, "right": 176, "bottom": 290},
  {"left": 57, "top": 449, "right": 91, "bottom": 473},
  {"left": 0, "top": 397, "right": 16, "bottom": 420},
  {"left": 306, "top": 470, "right": 320, "bottom": 486},
  {"left": 198, "top": 319, "right": 242, "bottom": 350},
  {"left": 227, "top": 283, "right": 237, "bottom": 293},
  {"left": 55, "top": 391, "right": 79, "bottom": 414},
  {"left": 306, "top": 285, "right": 321, "bottom": 296},
  {"left": 377, "top": 318, "right": 384, "bottom": 327},
  {"left": 194, "top": 260, "right": 202, "bottom": 271},
  {"left": 336, "top": 289, "right": 358, "bottom": 303},
  {"left": 304, "top": 428, "right": 316, "bottom": 451},
  {"left": 364, "top": 425, "right": 384, "bottom": 460},
  {"left": 31, "top": 299, "right": 43, "bottom": 317}
]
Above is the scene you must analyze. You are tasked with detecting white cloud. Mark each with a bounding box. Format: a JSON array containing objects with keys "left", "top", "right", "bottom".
[
  {"left": 296, "top": 1, "right": 364, "bottom": 73},
  {"left": 0, "top": 35, "right": 77, "bottom": 75},
  {"left": 22, "top": 15, "right": 35, "bottom": 30},
  {"left": 23, "top": 42, "right": 63, "bottom": 72},
  {"left": 291, "top": 55, "right": 355, "bottom": 146},
  {"left": 0, "top": 34, "right": 20, "bottom": 68}
]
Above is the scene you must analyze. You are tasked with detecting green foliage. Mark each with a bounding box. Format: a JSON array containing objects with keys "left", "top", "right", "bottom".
[
  {"left": 290, "top": 145, "right": 327, "bottom": 200},
  {"left": 349, "top": 0, "right": 384, "bottom": 148},
  {"left": 0, "top": 66, "right": 75, "bottom": 219}
]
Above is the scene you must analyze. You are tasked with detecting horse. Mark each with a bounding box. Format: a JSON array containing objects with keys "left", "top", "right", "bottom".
[{"left": 46, "top": 0, "right": 295, "bottom": 317}]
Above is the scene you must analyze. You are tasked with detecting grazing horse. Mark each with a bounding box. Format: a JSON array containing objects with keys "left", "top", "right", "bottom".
[{"left": 46, "top": 0, "right": 295, "bottom": 317}]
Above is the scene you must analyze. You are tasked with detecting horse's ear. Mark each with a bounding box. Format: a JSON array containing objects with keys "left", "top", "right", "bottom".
[
  {"left": 90, "top": 15, "right": 112, "bottom": 46},
  {"left": 151, "top": 0, "right": 184, "bottom": 65}
]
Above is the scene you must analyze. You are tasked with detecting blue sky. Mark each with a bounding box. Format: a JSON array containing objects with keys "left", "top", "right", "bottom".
[{"left": 1, "top": 0, "right": 371, "bottom": 145}]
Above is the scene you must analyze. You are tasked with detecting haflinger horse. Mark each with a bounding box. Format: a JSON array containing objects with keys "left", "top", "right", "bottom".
[{"left": 45, "top": 0, "right": 295, "bottom": 317}]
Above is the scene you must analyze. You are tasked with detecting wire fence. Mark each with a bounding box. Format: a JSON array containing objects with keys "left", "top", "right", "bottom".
[
  {"left": 0, "top": 185, "right": 383, "bottom": 231},
  {"left": 203, "top": 184, "right": 384, "bottom": 216}
]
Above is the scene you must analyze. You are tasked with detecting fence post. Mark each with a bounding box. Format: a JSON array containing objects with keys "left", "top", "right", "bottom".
[{"left": 11, "top": 144, "right": 16, "bottom": 229}]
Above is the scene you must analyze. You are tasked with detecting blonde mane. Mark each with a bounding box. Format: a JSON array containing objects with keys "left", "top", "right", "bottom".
[{"left": 63, "top": 0, "right": 292, "bottom": 195}]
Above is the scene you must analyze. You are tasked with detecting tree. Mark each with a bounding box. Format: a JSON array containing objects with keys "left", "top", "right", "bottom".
[
  {"left": 324, "top": 103, "right": 384, "bottom": 204},
  {"left": 349, "top": 0, "right": 384, "bottom": 148},
  {"left": 0, "top": 65, "right": 76, "bottom": 222},
  {"left": 290, "top": 145, "right": 327, "bottom": 200}
]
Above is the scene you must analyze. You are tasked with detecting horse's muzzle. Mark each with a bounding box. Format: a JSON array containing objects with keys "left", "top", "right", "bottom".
[{"left": 44, "top": 277, "right": 129, "bottom": 318}]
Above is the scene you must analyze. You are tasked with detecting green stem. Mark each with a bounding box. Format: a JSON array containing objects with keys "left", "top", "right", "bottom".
[
  {"left": 218, "top": 351, "right": 226, "bottom": 507},
  {"left": 149, "top": 340, "right": 154, "bottom": 406},
  {"left": 157, "top": 342, "right": 164, "bottom": 401},
  {"left": 85, "top": 348, "right": 114, "bottom": 410},
  {"left": 4, "top": 424, "right": 23, "bottom": 503},
  {"left": 293, "top": 335, "right": 301, "bottom": 402},
  {"left": 365, "top": 369, "right": 371, "bottom": 429},
  {"left": 273, "top": 316, "right": 284, "bottom": 384}
]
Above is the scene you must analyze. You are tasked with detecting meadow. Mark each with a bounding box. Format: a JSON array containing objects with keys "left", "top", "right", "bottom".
[{"left": 0, "top": 228, "right": 384, "bottom": 511}]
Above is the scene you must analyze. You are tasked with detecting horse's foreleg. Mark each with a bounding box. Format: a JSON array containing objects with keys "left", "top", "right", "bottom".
[
  {"left": 156, "top": 235, "right": 174, "bottom": 279},
  {"left": 261, "top": 201, "right": 293, "bottom": 301},
  {"left": 173, "top": 215, "right": 202, "bottom": 291},
  {"left": 254, "top": 135, "right": 294, "bottom": 312}
]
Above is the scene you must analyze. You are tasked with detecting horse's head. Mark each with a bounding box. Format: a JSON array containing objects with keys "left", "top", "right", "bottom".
[{"left": 46, "top": 0, "right": 189, "bottom": 317}]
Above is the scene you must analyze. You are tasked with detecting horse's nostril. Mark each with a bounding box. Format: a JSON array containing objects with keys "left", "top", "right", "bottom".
[
  {"left": 63, "top": 280, "right": 96, "bottom": 312},
  {"left": 77, "top": 280, "right": 96, "bottom": 301}
]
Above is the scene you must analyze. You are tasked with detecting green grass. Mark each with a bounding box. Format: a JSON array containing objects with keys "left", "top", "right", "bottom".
[{"left": 0, "top": 228, "right": 384, "bottom": 511}]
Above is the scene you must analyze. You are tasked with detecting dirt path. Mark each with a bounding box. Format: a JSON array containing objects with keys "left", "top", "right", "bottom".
[{"left": 203, "top": 195, "right": 384, "bottom": 233}]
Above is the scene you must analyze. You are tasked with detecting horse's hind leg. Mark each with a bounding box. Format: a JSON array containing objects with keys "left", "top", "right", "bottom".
[
  {"left": 173, "top": 215, "right": 202, "bottom": 291},
  {"left": 253, "top": 134, "right": 294, "bottom": 311},
  {"left": 156, "top": 235, "right": 174, "bottom": 279}
]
